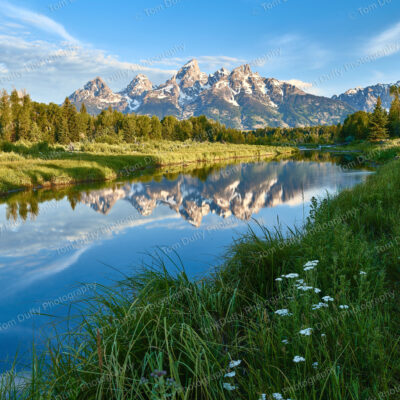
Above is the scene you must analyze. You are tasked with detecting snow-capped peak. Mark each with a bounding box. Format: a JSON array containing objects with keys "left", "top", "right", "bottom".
[
  {"left": 121, "top": 74, "right": 153, "bottom": 98},
  {"left": 84, "top": 77, "right": 109, "bottom": 94},
  {"left": 344, "top": 87, "right": 362, "bottom": 96}
]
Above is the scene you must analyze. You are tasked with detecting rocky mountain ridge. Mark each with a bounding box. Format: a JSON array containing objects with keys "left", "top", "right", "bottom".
[
  {"left": 68, "top": 59, "right": 354, "bottom": 129},
  {"left": 332, "top": 81, "right": 400, "bottom": 112}
]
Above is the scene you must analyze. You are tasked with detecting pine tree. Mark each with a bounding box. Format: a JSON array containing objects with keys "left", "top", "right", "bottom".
[
  {"left": 80, "top": 103, "right": 87, "bottom": 114},
  {"left": 0, "top": 90, "right": 12, "bottom": 141},
  {"left": 368, "top": 97, "right": 388, "bottom": 141},
  {"left": 17, "top": 94, "right": 32, "bottom": 140},
  {"left": 55, "top": 110, "right": 69, "bottom": 144},
  {"left": 62, "top": 98, "right": 79, "bottom": 142},
  {"left": 388, "top": 86, "right": 400, "bottom": 137},
  {"left": 10, "top": 90, "right": 21, "bottom": 141}
]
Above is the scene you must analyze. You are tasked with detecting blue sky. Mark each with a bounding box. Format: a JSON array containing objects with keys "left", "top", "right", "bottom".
[{"left": 0, "top": 0, "right": 400, "bottom": 102}]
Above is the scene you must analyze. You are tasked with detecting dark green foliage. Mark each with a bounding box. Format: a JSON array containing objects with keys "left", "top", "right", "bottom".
[
  {"left": 389, "top": 85, "right": 400, "bottom": 137},
  {"left": 341, "top": 111, "right": 370, "bottom": 140},
  {"left": 0, "top": 90, "right": 249, "bottom": 145},
  {"left": 368, "top": 97, "right": 389, "bottom": 141},
  {"left": 1, "top": 89, "right": 399, "bottom": 147}
]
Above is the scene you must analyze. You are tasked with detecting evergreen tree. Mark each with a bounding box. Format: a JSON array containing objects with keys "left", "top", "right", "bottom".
[
  {"left": 0, "top": 90, "right": 12, "bottom": 141},
  {"left": 388, "top": 86, "right": 400, "bottom": 137},
  {"left": 121, "top": 115, "right": 137, "bottom": 143},
  {"left": 55, "top": 110, "right": 69, "bottom": 144},
  {"left": 17, "top": 94, "right": 32, "bottom": 140},
  {"left": 10, "top": 90, "right": 21, "bottom": 141},
  {"left": 62, "top": 98, "right": 79, "bottom": 142},
  {"left": 368, "top": 97, "right": 388, "bottom": 141},
  {"left": 80, "top": 103, "right": 87, "bottom": 114}
]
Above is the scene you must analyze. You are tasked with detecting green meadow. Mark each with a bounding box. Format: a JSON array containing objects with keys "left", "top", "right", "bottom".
[{"left": 0, "top": 140, "right": 295, "bottom": 195}]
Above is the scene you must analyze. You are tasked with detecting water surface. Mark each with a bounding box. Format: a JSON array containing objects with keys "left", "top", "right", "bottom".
[{"left": 0, "top": 154, "right": 372, "bottom": 369}]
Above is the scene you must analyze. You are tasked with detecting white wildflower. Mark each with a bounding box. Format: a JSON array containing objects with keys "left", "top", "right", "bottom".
[
  {"left": 275, "top": 309, "right": 293, "bottom": 316},
  {"left": 223, "top": 382, "right": 237, "bottom": 391},
  {"left": 312, "top": 361, "right": 319, "bottom": 369},
  {"left": 321, "top": 333, "right": 326, "bottom": 337},
  {"left": 359, "top": 271, "right": 367, "bottom": 275},
  {"left": 312, "top": 302, "right": 329, "bottom": 310},
  {"left": 304, "top": 260, "right": 319, "bottom": 270},
  {"left": 297, "top": 285, "right": 313, "bottom": 291},
  {"left": 284, "top": 273, "right": 299, "bottom": 279},
  {"left": 293, "top": 355, "right": 306, "bottom": 363},
  {"left": 228, "top": 360, "right": 241, "bottom": 368},
  {"left": 322, "top": 296, "right": 334, "bottom": 302},
  {"left": 314, "top": 288, "right": 321, "bottom": 293},
  {"left": 275, "top": 277, "right": 283, "bottom": 281},
  {"left": 339, "top": 305, "right": 349, "bottom": 309},
  {"left": 272, "top": 393, "right": 284, "bottom": 400},
  {"left": 299, "top": 328, "right": 313, "bottom": 336},
  {"left": 259, "top": 395, "right": 267, "bottom": 400},
  {"left": 224, "top": 371, "right": 235, "bottom": 378},
  {"left": 296, "top": 279, "right": 305, "bottom": 284},
  {"left": 281, "top": 339, "right": 289, "bottom": 344}
]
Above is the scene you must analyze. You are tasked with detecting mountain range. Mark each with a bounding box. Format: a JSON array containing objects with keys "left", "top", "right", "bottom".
[
  {"left": 68, "top": 59, "right": 398, "bottom": 129},
  {"left": 332, "top": 81, "right": 400, "bottom": 112}
]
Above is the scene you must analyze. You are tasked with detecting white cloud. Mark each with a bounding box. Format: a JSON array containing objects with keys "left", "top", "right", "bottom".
[
  {"left": 0, "top": 62, "right": 8, "bottom": 73},
  {"left": 365, "top": 21, "right": 400, "bottom": 57},
  {"left": 283, "top": 79, "right": 313, "bottom": 90},
  {"left": 0, "top": 1, "right": 77, "bottom": 42},
  {"left": 0, "top": 34, "right": 179, "bottom": 102}
]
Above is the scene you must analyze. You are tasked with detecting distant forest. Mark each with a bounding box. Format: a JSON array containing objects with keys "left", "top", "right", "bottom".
[{"left": 0, "top": 87, "right": 399, "bottom": 145}]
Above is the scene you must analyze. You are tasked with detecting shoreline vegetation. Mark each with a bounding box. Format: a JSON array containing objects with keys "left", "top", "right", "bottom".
[
  {"left": 0, "top": 87, "right": 399, "bottom": 196},
  {"left": 1, "top": 147, "right": 399, "bottom": 399},
  {"left": 0, "top": 141, "right": 296, "bottom": 195}
]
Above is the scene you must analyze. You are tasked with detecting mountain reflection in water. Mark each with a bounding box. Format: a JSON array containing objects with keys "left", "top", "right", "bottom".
[
  {"left": 2, "top": 157, "right": 371, "bottom": 228},
  {"left": 0, "top": 157, "right": 372, "bottom": 368}
]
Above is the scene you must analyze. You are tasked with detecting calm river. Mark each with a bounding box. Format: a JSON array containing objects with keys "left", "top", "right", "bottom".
[{"left": 0, "top": 153, "right": 372, "bottom": 370}]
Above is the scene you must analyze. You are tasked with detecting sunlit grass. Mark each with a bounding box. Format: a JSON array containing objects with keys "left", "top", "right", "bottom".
[
  {"left": 0, "top": 140, "right": 295, "bottom": 194},
  {"left": 0, "top": 154, "right": 399, "bottom": 399}
]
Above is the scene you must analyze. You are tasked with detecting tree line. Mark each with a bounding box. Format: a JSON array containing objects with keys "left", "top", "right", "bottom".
[
  {"left": 253, "top": 86, "right": 400, "bottom": 145},
  {"left": 0, "top": 91, "right": 247, "bottom": 145},
  {"left": 0, "top": 86, "right": 399, "bottom": 146}
]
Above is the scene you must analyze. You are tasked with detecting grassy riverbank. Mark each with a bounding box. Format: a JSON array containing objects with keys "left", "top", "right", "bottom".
[
  {"left": 325, "top": 138, "right": 400, "bottom": 162},
  {"left": 2, "top": 152, "right": 400, "bottom": 399},
  {"left": 0, "top": 140, "right": 295, "bottom": 195}
]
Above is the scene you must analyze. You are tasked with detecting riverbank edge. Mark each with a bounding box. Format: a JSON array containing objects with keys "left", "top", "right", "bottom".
[{"left": 0, "top": 145, "right": 296, "bottom": 196}]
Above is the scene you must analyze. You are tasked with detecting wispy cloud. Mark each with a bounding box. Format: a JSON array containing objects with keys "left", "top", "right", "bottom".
[
  {"left": 365, "top": 20, "right": 400, "bottom": 57},
  {"left": 0, "top": 34, "right": 180, "bottom": 101},
  {"left": 253, "top": 33, "right": 333, "bottom": 73},
  {"left": 0, "top": 1, "right": 77, "bottom": 42},
  {"left": 283, "top": 79, "right": 313, "bottom": 90}
]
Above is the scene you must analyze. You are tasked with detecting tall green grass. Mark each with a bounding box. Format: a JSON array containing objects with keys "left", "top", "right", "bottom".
[
  {"left": 1, "top": 159, "right": 400, "bottom": 399},
  {"left": 0, "top": 140, "right": 295, "bottom": 195}
]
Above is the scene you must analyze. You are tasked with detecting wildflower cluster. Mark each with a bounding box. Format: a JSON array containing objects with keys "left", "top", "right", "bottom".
[
  {"left": 222, "top": 359, "right": 241, "bottom": 391},
  {"left": 260, "top": 258, "right": 360, "bottom": 398}
]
